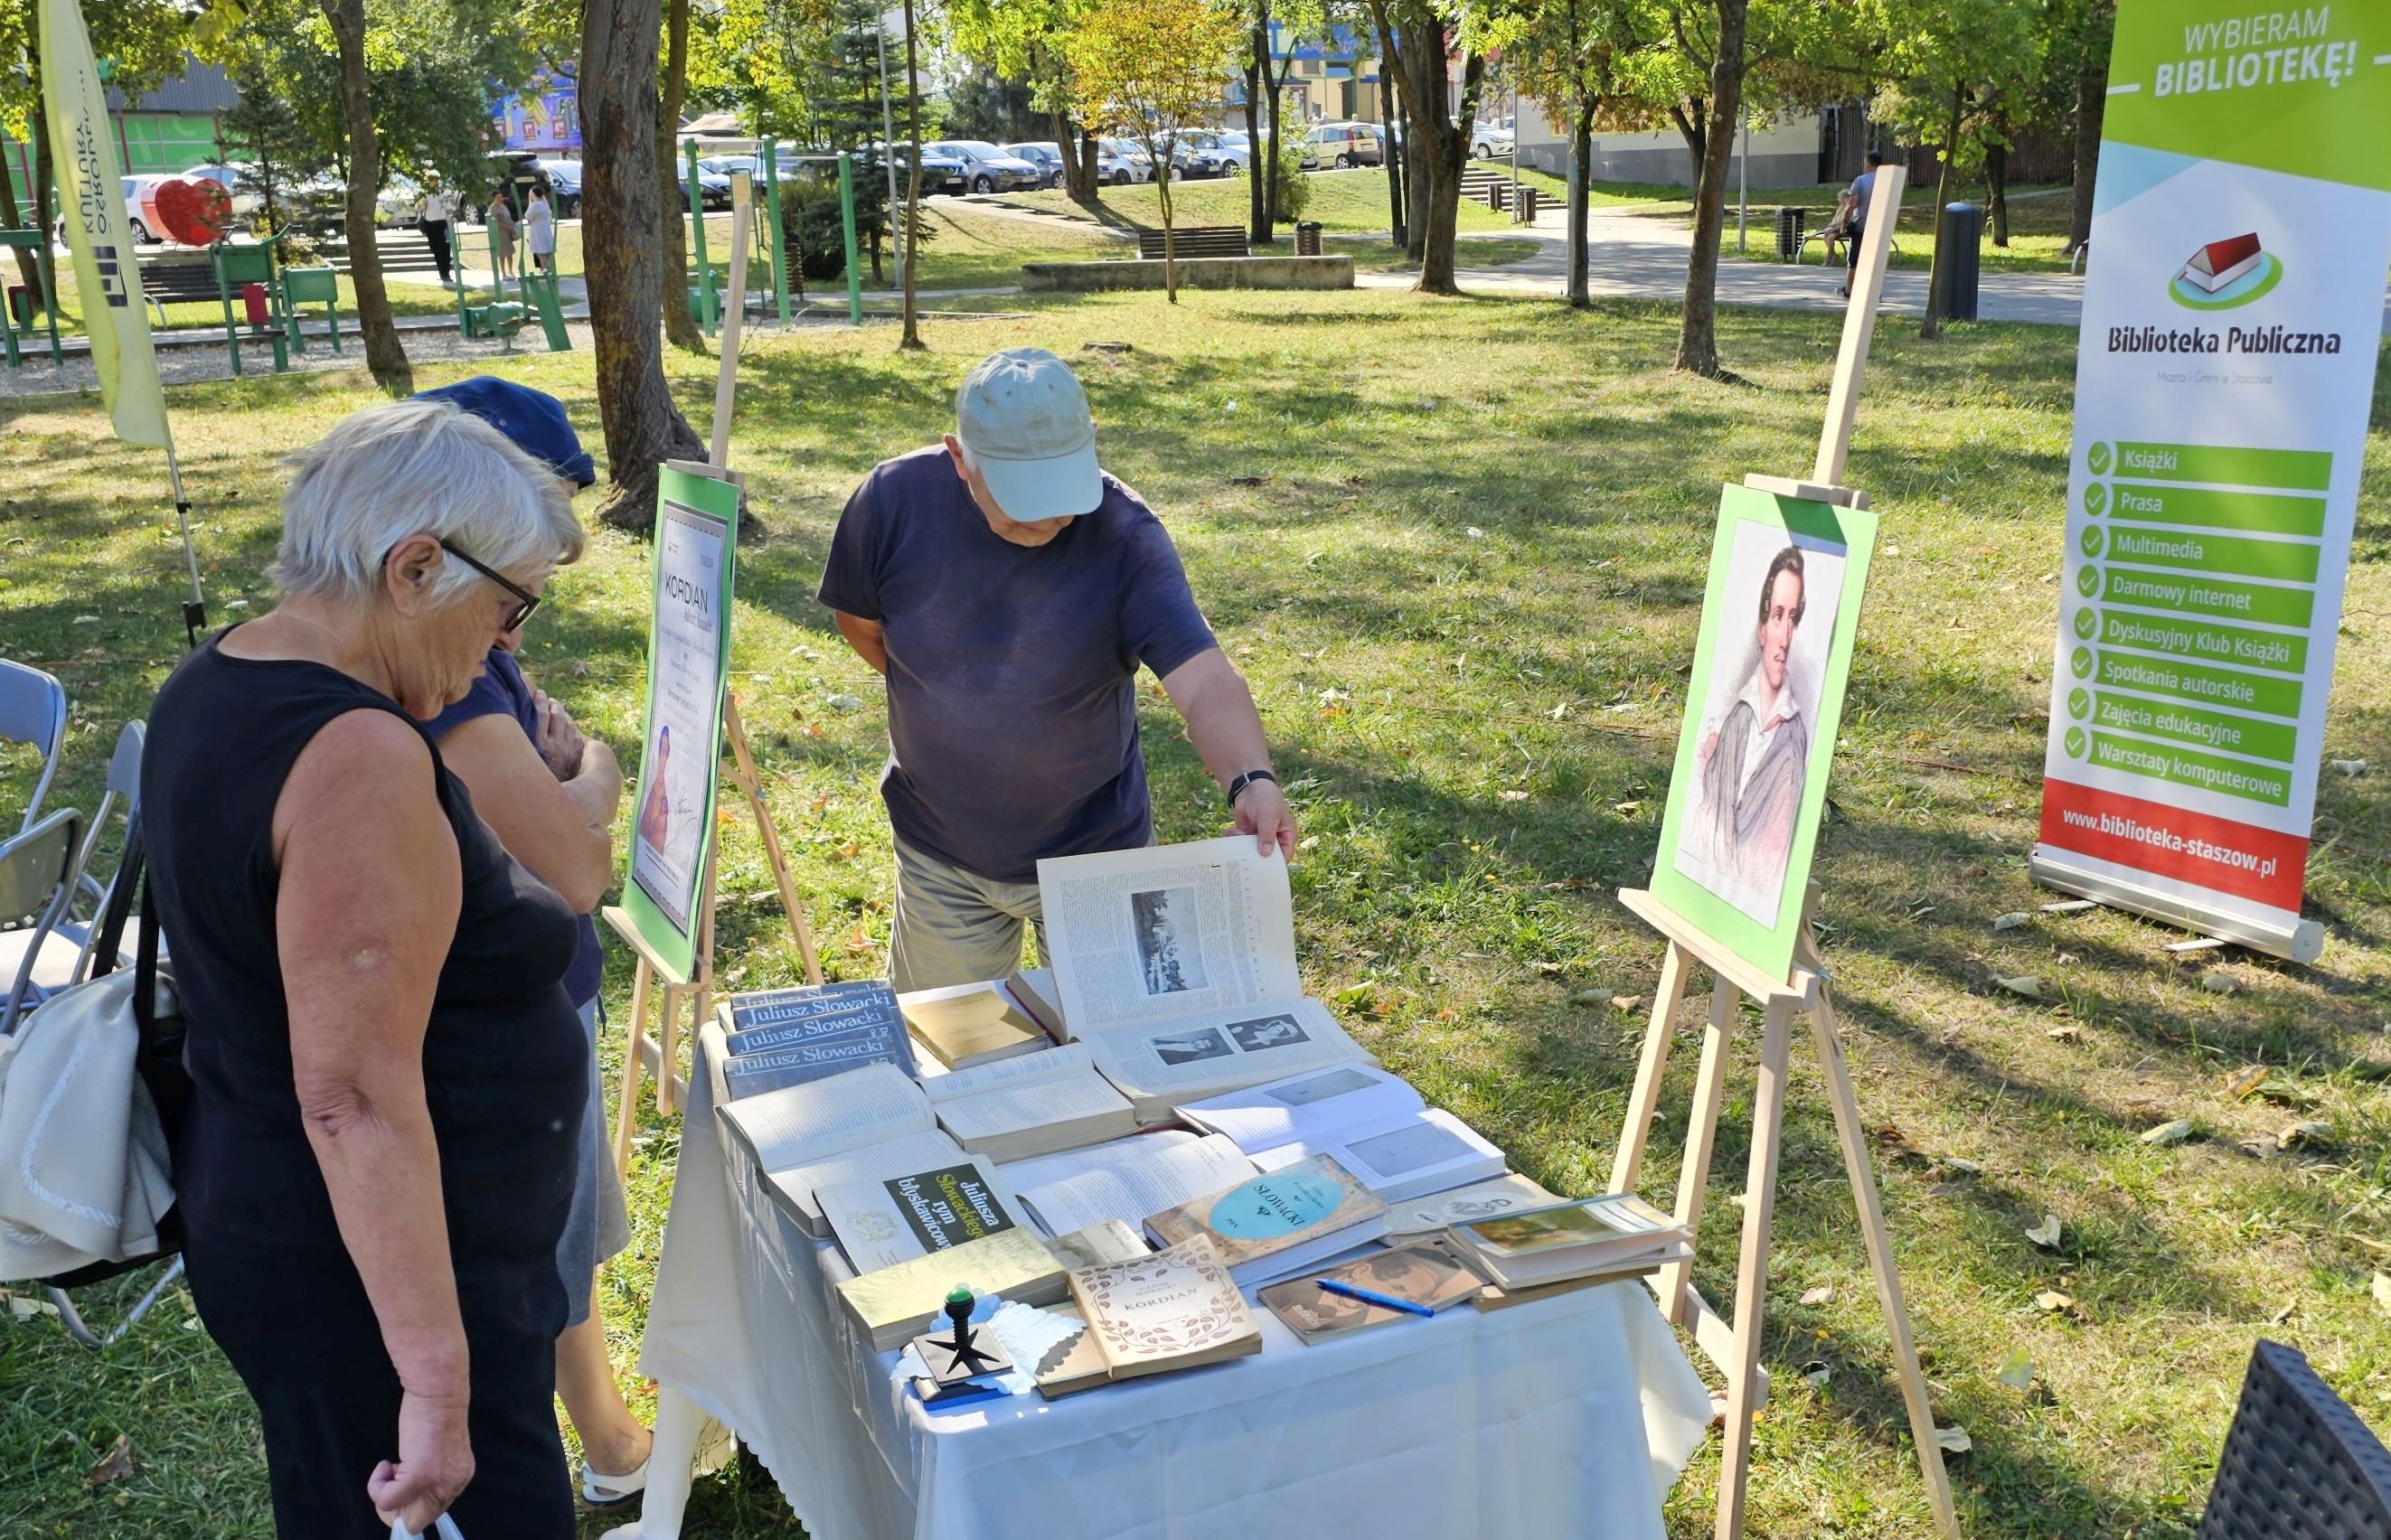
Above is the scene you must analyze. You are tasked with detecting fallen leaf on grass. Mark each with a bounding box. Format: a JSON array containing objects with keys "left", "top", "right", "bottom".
[
  {"left": 1608, "top": 995, "right": 1645, "bottom": 1013},
  {"left": 1802, "top": 1360, "right": 1831, "bottom": 1387},
  {"left": 1549, "top": 702, "right": 1571, "bottom": 721},
  {"left": 824, "top": 694, "right": 865, "bottom": 714},
  {"left": 2256, "top": 1078, "right": 2318, "bottom": 1108},
  {"left": 2331, "top": 758, "right": 2368, "bottom": 777},
  {"left": 1499, "top": 789, "right": 1530, "bottom": 802},
  {"left": 1996, "top": 974, "right": 2043, "bottom": 1000},
  {"left": 2035, "top": 1290, "right": 2076, "bottom": 1313},
  {"left": 1933, "top": 1425, "right": 1972, "bottom": 1455},
  {"left": 1567, "top": 988, "right": 1615, "bottom": 1008},
  {"left": 1610, "top": 800, "right": 1643, "bottom": 815},
  {"left": 2224, "top": 1065, "right": 2269, "bottom": 1099},
  {"left": 2200, "top": 971, "right": 2239, "bottom": 995},
  {"left": 2280, "top": 1120, "right": 2332, "bottom": 1149},
  {"left": 1942, "top": 1157, "right": 1982, "bottom": 1177},
  {"left": 1996, "top": 1349, "right": 2037, "bottom": 1390},
  {"left": 84, "top": 1434, "right": 133, "bottom": 1488},
  {"left": 2373, "top": 1274, "right": 2391, "bottom": 1316},
  {"left": 2044, "top": 1024, "right": 2083, "bottom": 1043},
  {"left": 2140, "top": 1119, "right": 2193, "bottom": 1147},
  {"left": 5, "top": 1292, "right": 59, "bottom": 1319},
  {"left": 2026, "top": 1214, "right": 2063, "bottom": 1249},
  {"left": 1801, "top": 1285, "right": 1834, "bottom": 1307},
  {"left": 1992, "top": 911, "right": 2030, "bottom": 931}
]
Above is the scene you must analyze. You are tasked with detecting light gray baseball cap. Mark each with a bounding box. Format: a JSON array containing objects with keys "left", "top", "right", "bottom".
[{"left": 954, "top": 348, "right": 1102, "bottom": 521}]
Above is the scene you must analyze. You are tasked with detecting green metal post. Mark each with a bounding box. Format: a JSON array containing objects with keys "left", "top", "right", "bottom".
[
  {"left": 686, "top": 139, "right": 714, "bottom": 334},
  {"left": 838, "top": 152, "right": 861, "bottom": 325},
  {"left": 763, "top": 137, "right": 791, "bottom": 325},
  {"left": 212, "top": 252, "right": 242, "bottom": 378}
]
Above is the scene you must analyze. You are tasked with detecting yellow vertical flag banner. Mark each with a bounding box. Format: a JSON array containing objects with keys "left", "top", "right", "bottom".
[{"left": 39, "top": 0, "right": 169, "bottom": 447}]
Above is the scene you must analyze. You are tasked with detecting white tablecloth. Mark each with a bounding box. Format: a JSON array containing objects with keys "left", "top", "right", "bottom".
[{"left": 626, "top": 1027, "right": 1715, "bottom": 1540}]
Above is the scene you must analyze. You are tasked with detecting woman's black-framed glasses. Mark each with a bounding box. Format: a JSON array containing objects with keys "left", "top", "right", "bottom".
[{"left": 438, "top": 538, "right": 541, "bottom": 633}]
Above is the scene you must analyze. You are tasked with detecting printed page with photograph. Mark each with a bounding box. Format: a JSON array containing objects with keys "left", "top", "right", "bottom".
[
  {"left": 1380, "top": 1172, "right": 1560, "bottom": 1238},
  {"left": 1078, "top": 997, "right": 1377, "bottom": 1122},
  {"left": 1039, "top": 837, "right": 1301, "bottom": 1033},
  {"left": 1013, "top": 1133, "right": 1257, "bottom": 1238},
  {"left": 1177, "top": 1063, "right": 1426, "bottom": 1153},
  {"left": 1248, "top": 1108, "right": 1506, "bottom": 1204}
]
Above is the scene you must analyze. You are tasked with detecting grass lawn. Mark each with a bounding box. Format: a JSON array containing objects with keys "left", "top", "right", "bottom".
[{"left": 4, "top": 292, "right": 2389, "bottom": 1539}]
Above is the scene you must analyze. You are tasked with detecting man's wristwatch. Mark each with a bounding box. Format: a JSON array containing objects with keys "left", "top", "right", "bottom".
[{"left": 1225, "top": 768, "right": 1277, "bottom": 809}]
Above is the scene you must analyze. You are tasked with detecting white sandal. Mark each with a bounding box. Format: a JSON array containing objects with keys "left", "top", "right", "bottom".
[{"left": 579, "top": 1454, "right": 651, "bottom": 1509}]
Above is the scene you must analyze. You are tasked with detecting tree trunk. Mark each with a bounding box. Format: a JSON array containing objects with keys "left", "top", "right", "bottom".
[
  {"left": 1370, "top": 9, "right": 1405, "bottom": 249},
  {"left": 1567, "top": 101, "right": 1593, "bottom": 307},
  {"left": 899, "top": 0, "right": 925, "bottom": 350},
  {"left": 1987, "top": 139, "right": 2009, "bottom": 246},
  {"left": 1671, "top": 0, "right": 1747, "bottom": 377},
  {"left": 581, "top": 0, "right": 707, "bottom": 531},
  {"left": 1243, "top": 30, "right": 1266, "bottom": 242},
  {"left": 322, "top": 0, "right": 411, "bottom": 393},
  {"left": 1920, "top": 97, "right": 1962, "bottom": 341},
  {"left": 1379, "top": 7, "right": 1477, "bottom": 296},
  {"left": 657, "top": 0, "right": 703, "bottom": 352},
  {"left": 2067, "top": 42, "right": 2105, "bottom": 254},
  {"left": 1078, "top": 128, "right": 1102, "bottom": 200},
  {"left": 1668, "top": 98, "right": 1708, "bottom": 180},
  {"left": 1059, "top": 110, "right": 1098, "bottom": 201}
]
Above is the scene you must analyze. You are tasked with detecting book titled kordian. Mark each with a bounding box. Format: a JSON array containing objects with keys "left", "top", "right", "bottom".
[{"left": 2179, "top": 233, "right": 2262, "bottom": 294}]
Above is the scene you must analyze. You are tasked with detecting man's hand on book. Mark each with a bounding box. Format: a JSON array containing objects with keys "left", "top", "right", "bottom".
[{"left": 1233, "top": 777, "right": 1296, "bottom": 859}]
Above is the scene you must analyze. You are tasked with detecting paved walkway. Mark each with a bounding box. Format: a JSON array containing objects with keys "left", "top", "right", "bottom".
[{"left": 1358, "top": 204, "right": 2089, "bottom": 326}]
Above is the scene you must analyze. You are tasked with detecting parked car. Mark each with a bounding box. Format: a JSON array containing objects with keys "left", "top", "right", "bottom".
[
  {"left": 57, "top": 175, "right": 165, "bottom": 246},
  {"left": 376, "top": 174, "right": 423, "bottom": 227},
  {"left": 1001, "top": 142, "right": 1068, "bottom": 190},
  {"left": 681, "top": 164, "right": 734, "bottom": 209},
  {"left": 175, "top": 163, "right": 265, "bottom": 219},
  {"left": 926, "top": 140, "right": 1044, "bottom": 194},
  {"left": 1311, "top": 122, "right": 1383, "bottom": 168},
  {"left": 536, "top": 158, "right": 584, "bottom": 217},
  {"left": 1472, "top": 120, "right": 1515, "bottom": 160},
  {"left": 871, "top": 144, "right": 970, "bottom": 194},
  {"left": 1098, "top": 138, "right": 1154, "bottom": 183},
  {"left": 1211, "top": 130, "right": 1253, "bottom": 174}
]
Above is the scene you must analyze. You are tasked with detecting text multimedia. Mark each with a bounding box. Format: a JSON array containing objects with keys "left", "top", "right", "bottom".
[{"left": 2108, "top": 324, "right": 2343, "bottom": 355}]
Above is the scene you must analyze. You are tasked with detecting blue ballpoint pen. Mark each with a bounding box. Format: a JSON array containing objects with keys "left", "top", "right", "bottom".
[{"left": 1316, "top": 1278, "right": 1435, "bottom": 1318}]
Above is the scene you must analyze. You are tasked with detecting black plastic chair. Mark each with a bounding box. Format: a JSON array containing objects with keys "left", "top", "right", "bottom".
[{"left": 2198, "top": 1340, "right": 2391, "bottom": 1539}]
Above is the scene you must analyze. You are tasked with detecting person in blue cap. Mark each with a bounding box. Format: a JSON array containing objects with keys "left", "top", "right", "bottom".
[{"left": 412, "top": 378, "right": 654, "bottom": 1510}]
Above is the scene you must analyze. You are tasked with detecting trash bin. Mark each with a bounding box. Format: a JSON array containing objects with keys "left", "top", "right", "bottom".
[
  {"left": 1774, "top": 206, "right": 1804, "bottom": 262},
  {"left": 1295, "top": 221, "right": 1323, "bottom": 256},
  {"left": 1514, "top": 186, "right": 1539, "bottom": 222},
  {"left": 1933, "top": 202, "right": 1983, "bottom": 322}
]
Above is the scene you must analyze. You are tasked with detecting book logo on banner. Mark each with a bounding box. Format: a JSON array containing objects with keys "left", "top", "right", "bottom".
[{"left": 2029, "top": 0, "right": 2390, "bottom": 961}]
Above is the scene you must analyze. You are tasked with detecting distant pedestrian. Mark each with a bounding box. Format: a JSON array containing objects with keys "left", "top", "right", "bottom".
[
  {"left": 1839, "top": 149, "right": 1889, "bottom": 300},
  {"left": 525, "top": 185, "right": 555, "bottom": 276},
  {"left": 487, "top": 189, "right": 520, "bottom": 281},
  {"left": 417, "top": 173, "right": 458, "bottom": 285}
]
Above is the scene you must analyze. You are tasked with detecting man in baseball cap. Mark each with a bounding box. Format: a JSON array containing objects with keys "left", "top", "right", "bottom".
[{"left": 819, "top": 347, "right": 1295, "bottom": 991}]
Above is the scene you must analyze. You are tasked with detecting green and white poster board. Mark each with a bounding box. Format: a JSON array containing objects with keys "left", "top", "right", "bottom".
[
  {"left": 625, "top": 464, "right": 740, "bottom": 981},
  {"left": 1650, "top": 485, "right": 1878, "bottom": 986},
  {"left": 2030, "top": 0, "right": 2390, "bottom": 962}
]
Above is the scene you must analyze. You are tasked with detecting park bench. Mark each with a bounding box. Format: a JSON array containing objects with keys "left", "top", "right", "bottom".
[
  {"left": 136, "top": 244, "right": 295, "bottom": 373},
  {"left": 136, "top": 256, "right": 221, "bottom": 326},
  {"left": 1136, "top": 226, "right": 1247, "bottom": 260}
]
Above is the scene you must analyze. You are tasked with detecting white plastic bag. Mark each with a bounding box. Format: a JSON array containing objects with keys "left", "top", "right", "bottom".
[{"left": 391, "top": 1516, "right": 465, "bottom": 1539}]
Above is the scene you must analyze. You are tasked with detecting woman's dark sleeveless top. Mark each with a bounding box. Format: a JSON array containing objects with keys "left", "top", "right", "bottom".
[{"left": 142, "top": 633, "right": 587, "bottom": 1263}]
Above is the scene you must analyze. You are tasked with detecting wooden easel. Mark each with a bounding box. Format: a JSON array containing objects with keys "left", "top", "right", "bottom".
[
  {"left": 604, "top": 177, "right": 825, "bottom": 1177},
  {"left": 1609, "top": 166, "right": 1962, "bottom": 1540}
]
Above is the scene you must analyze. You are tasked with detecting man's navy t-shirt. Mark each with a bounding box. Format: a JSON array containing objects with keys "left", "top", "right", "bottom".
[
  {"left": 817, "top": 446, "right": 1217, "bottom": 885},
  {"left": 425, "top": 648, "right": 606, "bottom": 1007}
]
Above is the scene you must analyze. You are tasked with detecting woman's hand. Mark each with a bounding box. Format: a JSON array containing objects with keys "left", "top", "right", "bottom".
[
  {"left": 531, "top": 690, "right": 586, "bottom": 781},
  {"left": 369, "top": 1388, "right": 475, "bottom": 1535}
]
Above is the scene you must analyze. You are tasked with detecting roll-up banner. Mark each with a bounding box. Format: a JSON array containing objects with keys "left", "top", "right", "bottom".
[{"left": 2032, "top": 0, "right": 2391, "bottom": 962}]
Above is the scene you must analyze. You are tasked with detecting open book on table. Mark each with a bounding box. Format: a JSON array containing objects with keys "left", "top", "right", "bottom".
[
  {"left": 1180, "top": 1063, "right": 1506, "bottom": 1204},
  {"left": 899, "top": 969, "right": 1067, "bottom": 1070},
  {"left": 1037, "top": 837, "right": 1375, "bottom": 1121},
  {"left": 1009, "top": 1132, "right": 1256, "bottom": 1239},
  {"left": 714, "top": 1057, "right": 964, "bottom": 1240},
  {"left": 917, "top": 1042, "right": 1137, "bottom": 1162}
]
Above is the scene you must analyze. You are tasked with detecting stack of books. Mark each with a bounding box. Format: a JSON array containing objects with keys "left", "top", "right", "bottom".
[
  {"left": 719, "top": 980, "right": 914, "bottom": 1099},
  {"left": 1143, "top": 1154, "right": 1389, "bottom": 1289},
  {"left": 899, "top": 970, "right": 1068, "bottom": 1070},
  {"left": 1441, "top": 1193, "right": 1694, "bottom": 1303}
]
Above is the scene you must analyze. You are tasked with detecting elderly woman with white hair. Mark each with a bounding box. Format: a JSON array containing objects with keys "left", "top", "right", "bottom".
[{"left": 142, "top": 399, "right": 590, "bottom": 1538}]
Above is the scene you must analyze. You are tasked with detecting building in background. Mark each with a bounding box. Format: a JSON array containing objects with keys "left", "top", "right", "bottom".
[
  {"left": 5, "top": 54, "right": 239, "bottom": 211},
  {"left": 1224, "top": 23, "right": 1382, "bottom": 127}
]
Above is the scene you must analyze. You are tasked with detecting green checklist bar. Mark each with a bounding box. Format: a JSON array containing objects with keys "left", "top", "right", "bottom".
[
  {"left": 2092, "top": 692, "right": 2296, "bottom": 764},
  {"left": 2089, "top": 732, "right": 2292, "bottom": 806},
  {"left": 2104, "top": 482, "right": 2326, "bottom": 537},
  {"left": 2099, "top": 611, "right": 2307, "bottom": 674},
  {"left": 2093, "top": 525, "right": 2320, "bottom": 584},
  {"left": 2108, "top": 442, "right": 2331, "bottom": 492},
  {"left": 2098, "top": 568, "right": 2315, "bottom": 628},
  {"left": 2094, "top": 650, "right": 2304, "bottom": 719}
]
